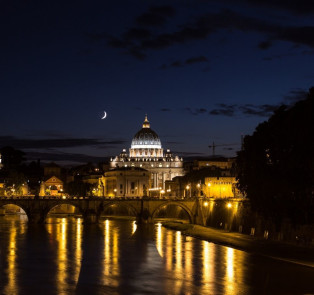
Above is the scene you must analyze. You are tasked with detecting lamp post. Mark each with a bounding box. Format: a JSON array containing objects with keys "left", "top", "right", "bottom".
[
  {"left": 226, "top": 202, "right": 232, "bottom": 231},
  {"left": 186, "top": 185, "right": 191, "bottom": 198},
  {"left": 197, "top": 182, "right": 201, "bottom": 197},
  {"left": 207, "top": 183, "right": 211, "bottom": 198}
]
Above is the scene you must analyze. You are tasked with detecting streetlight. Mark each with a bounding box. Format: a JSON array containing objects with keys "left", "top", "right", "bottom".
[
  {"left": 186, "top": 185, "right": 191, "bottom": 198},
  {"left": 197, "top": 182, "right": 201, "bottom": 197},
  {"left": 160, "top": 189, "right": 165, "bottom": 198},
  {"left": 207, "top": 183, "right": 211, "bottom": 198},
  {"left": 114, "top": 188, "right": 117, "bottom": 197}
]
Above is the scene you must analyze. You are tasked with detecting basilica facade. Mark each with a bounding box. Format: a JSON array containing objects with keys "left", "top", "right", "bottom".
[{"left": 109, "top": 115, "right": 184, "bottom": 195}]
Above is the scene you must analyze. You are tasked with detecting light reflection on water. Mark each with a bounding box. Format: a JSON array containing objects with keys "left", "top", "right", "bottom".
[{"left": 0, "top": 215, "right": 314, "bottom": 295}]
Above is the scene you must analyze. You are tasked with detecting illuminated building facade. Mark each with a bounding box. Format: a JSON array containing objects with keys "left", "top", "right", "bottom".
[
  {"left": 100, "top": 167, "right": 150, "bottom": 197},
  {"left": 110, "top": 115, "right": 184, "bottom": 191},
  {"left": 204, "top": 177, "right": 240, "bottom": 198},
  {"left": 39, "top": 176, "right": 64, "bottom": 196}
]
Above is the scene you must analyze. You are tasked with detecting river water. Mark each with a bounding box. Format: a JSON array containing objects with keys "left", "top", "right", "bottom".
[{"left": 0, "top": 215, "right": 314, "bottom": 295}]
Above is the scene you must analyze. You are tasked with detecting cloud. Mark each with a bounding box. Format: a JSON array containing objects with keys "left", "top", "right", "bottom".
[
  {"left": 262, "top": 52, "right": 297, "bottom": 61},
  {"left": 209, "top": 104, "right": 236, "bottom": 116},
  {"left": 0, "top": 136, "right": 126, "bottom": 150},
  {"left": 230, "top": 0, "right": 314, "bottom": 15},
  {"left": 24, "top": 151, "right": 107, "bottom": 164},
  {"left": 223, "top": 147, "right": 235, "bottom": 151},
  {"left": 160, "top": 55, "right": 208, "bottom": 69},
  {"left": 124, "top": 28, "right": 152, "bottom": 41},
  {"left": 185, "top": 56, "right": 208, "bottom": 64},
  {"left": 239, "top": 104, "right": 278, "bottom": 116},
  {"left": 258, "top": 40, "right": 272, "bottom": 50},
  {"left": 159, "top": 88, "right": 310, "bottom": 119},
  {"left": 170, "top": 60, "right": 183, "bottom": 67},
  {"left": 164, "top": 141, "right": 183, "bottom": 145},
  {"left": 183, "top": 107, "right": 208, "bottom": 115},
  {"left": 194, "top": 9, "right": 314, "bottom": 49},
  {"left": 107, "top": 36, "right": 131, "bottom": 48},
  {"left": 172, "top": 151, "right": 206, "bottom": 157},
  {"left": 276, "top": 26, "right": 314, "bottom": 48},
  {"left": 136, "top": 5, "right": 176, "bottom": 27},
  {"left": 104, "top": 5, "right": 314, "bottom": 60},
  {"left": 283, "top": 88, "right": 308, "bottom": 103},
  {"left": 301, "top": 49, "right": 314, "bottom": 55},
  {"left": 127, "top": 47, "right": 147, "bottom": 60},
  {"left": 161, "top": 104, "right": 275, "bottom": 117},
  {"left": 210, "top": 103, "right": 278, "bottom": 117},
  {"left": 85, "top": 32, "right": 107, "bottom": 43}
]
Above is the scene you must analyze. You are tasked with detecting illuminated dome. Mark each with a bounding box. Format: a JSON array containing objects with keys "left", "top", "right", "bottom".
[{"left": 131, "top": 115, "right": 162, "bottom": 149}]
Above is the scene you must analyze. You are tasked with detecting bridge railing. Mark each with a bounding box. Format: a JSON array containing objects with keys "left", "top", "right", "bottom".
[{"left": 0, "top": 195, "right": 230, "bottom": 201}]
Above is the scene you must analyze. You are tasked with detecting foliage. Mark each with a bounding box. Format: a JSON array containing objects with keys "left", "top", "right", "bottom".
[
  {"left": 236, "top": 88, "right": 314, "bottom": 226},
  {"left": 0, "top": 146, "right": 26, "bottom": 172},
  {"left": 65, "top": 180, "right": 93, "bottom": 197}
]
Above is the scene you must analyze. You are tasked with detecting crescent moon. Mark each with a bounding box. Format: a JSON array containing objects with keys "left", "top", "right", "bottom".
[{"left": 101, "top": 111, "right": 107, "bottom": 119}]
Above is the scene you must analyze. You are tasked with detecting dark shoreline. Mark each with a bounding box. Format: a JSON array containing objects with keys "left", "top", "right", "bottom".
[{"left": 162, "top": 222, "right": 314, "bottom": 268}]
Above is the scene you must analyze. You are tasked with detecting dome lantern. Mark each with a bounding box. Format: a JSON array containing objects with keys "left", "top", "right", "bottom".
[{"left": 142, "top": 114, "right": 150, "bottom": 128}]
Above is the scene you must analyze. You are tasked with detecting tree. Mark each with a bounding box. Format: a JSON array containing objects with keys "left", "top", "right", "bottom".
[
  {"left": 0, "top": 146, "right": 27, "bottom": 195},
  {"left": 65, "top": 179, "right": 93, "bottom": 197},
  {"left": 0, "top": 146, "right": 26, "bottom": 172},
  {"left": 236, "top": 88, "right": 314, "bottom": 226}
]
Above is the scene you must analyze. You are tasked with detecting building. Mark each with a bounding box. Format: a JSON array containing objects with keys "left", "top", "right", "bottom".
[
  {"left": 164, "top": 175, "right": 242, "bottom": 199},
  {"left": 109, "top": 115, "right": 185, "bottom": 193},
  {"left": 192, "top": 157, "right": 235, "bottom": 175},
  {"left": 204, "top": 176, "right": 241, "bottom": 198},
  {"left": 39, "top": 176, "right": 64, "bottom": 197},
  {"left": 100, "top": 167, "right": 150, "bottom": 197}
]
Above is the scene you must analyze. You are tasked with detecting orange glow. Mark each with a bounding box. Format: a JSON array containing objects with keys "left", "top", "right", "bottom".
[{"left": 5, "top": 227, "right": 17, "bottom": 294}]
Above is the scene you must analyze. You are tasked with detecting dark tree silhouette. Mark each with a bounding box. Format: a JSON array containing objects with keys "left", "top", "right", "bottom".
[
  {"left": 236, "top": 88, "right": 314, "bottom": 226},
  {"left": 65, "top": 179, "right": 93, "bottom": 197},
  {"left": 0, "top": 146, "right": 26, "bottom": 172}
]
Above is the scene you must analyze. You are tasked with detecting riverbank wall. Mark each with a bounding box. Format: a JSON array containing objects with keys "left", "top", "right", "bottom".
[{"left": 201, "top": 198, "right": 314, "bottom": 246}]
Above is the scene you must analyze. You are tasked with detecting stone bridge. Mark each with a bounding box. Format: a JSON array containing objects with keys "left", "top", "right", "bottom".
[{"left": 0, "top": 197, "right": 208, "bottom": 225}]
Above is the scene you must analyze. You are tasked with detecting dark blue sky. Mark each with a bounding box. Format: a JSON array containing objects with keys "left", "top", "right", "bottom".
[{"left": 1, "top": 0, "right": 314, "bottom": 165}]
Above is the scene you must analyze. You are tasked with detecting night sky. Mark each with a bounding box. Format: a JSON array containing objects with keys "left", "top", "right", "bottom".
[{"left": 1, "top": 0, "right": 314, "bottom": 165}]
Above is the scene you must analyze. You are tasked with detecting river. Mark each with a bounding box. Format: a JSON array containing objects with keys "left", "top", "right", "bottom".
[{"left": 0, "top": 215, "right": 314, "bottom": 295}]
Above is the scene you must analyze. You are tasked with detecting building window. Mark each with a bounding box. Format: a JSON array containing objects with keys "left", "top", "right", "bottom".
[
  {"left": 120, "top": 184, "right": 123, "bottom": 189},
  {"left": 131, "top": 182, "right": 135, "bottom": 190}
]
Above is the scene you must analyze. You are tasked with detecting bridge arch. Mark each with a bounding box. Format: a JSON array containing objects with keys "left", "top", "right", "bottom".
[
  {"left": 100, "top": 201, "right": 139, "bottom": 219},
  {"left": 43, "top": 201, "right": 84, "bottom": 220},
  {"left": 0, "top": 201, "right": 29, "bottom": 220},
  {"left": 151, "top": 201, "right": 193, "bottom": 223}
]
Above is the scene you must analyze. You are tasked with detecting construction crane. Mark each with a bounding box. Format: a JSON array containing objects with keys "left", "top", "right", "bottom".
[{"left": 208, "top": 141, "right": 239, "bottom": 157}]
